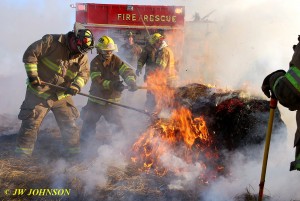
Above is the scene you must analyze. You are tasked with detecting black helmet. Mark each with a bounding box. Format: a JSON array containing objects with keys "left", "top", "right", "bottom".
[{"left": 75, "top": 29, "right": 94, "bottom": 53}]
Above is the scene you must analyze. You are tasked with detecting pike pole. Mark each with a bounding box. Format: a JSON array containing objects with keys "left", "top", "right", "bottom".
[
  {"left": 40, "top": 81, "right": 152, "bottom": 117},
  {"left": 258, "top": 97, "right": 278, "bottom": 201},
  {"left": 136, "top": 7, "right": 151, "bottom": 38}
]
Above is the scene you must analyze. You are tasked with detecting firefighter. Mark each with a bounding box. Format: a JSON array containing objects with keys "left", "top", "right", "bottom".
[
  {"left": 15, "top": 23, "right": 94, "bottom": 159},
  {"left": 119, "top": 31, "right": 142, "bottom": 67},
  {"left": 261, "top": 35, "right": 300, "bottom": 171},
  {"left": 136, "top": 33, "right": 177, "bottom": 112},
  {"left": 80, "top": 35, "right": 138, "bottom": 145}
]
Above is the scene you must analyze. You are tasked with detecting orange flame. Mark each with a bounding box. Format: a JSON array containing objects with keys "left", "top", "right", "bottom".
[
  {"left": 131, "top": 69, "right": 222, "bottom": 180},
  {"left": 145, "top": 69, "right": 176, "bottom": 112}
]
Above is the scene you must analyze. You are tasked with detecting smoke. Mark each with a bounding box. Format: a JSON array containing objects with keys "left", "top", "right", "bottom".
[
  {"left": 179, "top": 1, "right": 300, "bottom": 200},
  {"left": 199, "top": 122, "right": 299, "bottom": 200},
  {"left": 160, "top": 152, "right": 205, "bottom": 190},
  {"left": 2, "top": 0, "right": 300, "bottom": 200},
  {"left": 181, "top": 1, "right": 299, "bottom": 90},
  {"left": 79, "top": 141, "right": 128, "bottom": 192}
]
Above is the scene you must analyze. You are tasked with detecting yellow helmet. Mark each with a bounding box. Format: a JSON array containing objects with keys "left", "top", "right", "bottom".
[
  {"left": 149, "top": 33, "right": 164, "bottom": 45},
  {"left": 96, "top": 36, "right": 118, "bottom": 51}
]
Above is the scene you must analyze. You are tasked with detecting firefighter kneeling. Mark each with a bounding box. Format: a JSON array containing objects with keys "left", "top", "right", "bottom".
[
  {"left": 80, "top": 36, "right": 138, "bottom": 149},
  {"left": 262, "top": 35, "right": 300, "bottom": 171}
]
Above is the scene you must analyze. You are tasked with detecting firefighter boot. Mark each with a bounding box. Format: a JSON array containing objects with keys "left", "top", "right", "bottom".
[
  {"left": 15, "top": 151, "right": 32, "bottom": 159},
  {"left": 290, "top": 146, "right": 300, "bottom": 171}
]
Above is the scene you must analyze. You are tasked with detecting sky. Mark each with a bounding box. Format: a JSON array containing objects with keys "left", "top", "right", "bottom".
[{"left": 2, "top": 0, "right": 300, "bottom": 200}]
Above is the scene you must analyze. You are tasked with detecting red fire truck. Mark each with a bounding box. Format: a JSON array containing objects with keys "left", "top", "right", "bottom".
[{"left": 73, "top": 3, "right": 185, "bottom": 68}]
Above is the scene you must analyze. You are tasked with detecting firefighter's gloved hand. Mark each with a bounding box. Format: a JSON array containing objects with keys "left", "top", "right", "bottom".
[
  {"left": 136, "top": 69, "right": 142, "bottom": 77},
  {"left": 261, "top": 70, "right": 286, "bottom": 98},
  {"left": 28, "top": 76, "right": 41, "bottom": 86},
  {"left": 261, "top": 75, "right": 272, "bottom": 98},
  {"left": 128, "top": 83, "right": 138, "bottom": 92},
  {"left": 111, "top": 81, "right": 125, "bottom": 92},
  {"left": 65, "top": 84, "right": 80, "bottom": 96}
]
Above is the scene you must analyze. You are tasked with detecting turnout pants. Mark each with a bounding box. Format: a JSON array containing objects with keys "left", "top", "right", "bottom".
[
  {"left": 80, "top": 100, "right": 124, "bottom": 142},
  {"left": 15, "top": 89, "right": 80, "bottom": 156}
]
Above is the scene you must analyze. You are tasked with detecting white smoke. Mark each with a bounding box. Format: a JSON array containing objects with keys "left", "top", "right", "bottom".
[
  {"left": 160, "top": 152, "right": 205, "bottom": 190},
  {"left": 2, "top": 0, "right": 300, "bottom": 200}
]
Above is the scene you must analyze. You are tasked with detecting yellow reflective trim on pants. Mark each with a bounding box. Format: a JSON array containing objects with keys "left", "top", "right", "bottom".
[
  {"left": 66, "top": 147, "right": 80, "bottom": 154},
  {"left": 103, "top": 80, "right": 111, "bottom": 90},
  {"left": 91, "top": 72, "right": 102, "bottom": 80},
  {"left": 15, "top": 147, "right": 33, "bottom": 155},
  {"left": 88, "top": 97, "right": 121, "bottom": 105}
]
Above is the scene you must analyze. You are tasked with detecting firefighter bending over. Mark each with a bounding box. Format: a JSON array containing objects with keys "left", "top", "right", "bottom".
[
  {"left": 136, "top": 33, "right": 177, "bottom": 112},
  {"left": 119, "top": 31, "right": 142, "bottom": 67},
  {"left": 15, "top": 23, "right": 94, "bottom": 158},
  {"left": 80, "top": 36, "right": 138, "bottom": 145},
  {"left": 262, "top": 35, "right": 300, "bottom": 171}
]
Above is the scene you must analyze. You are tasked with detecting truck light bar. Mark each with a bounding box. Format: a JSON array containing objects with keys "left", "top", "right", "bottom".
[
  {"left": 76, "top": 3, "right": 86, "bottom": 11},
  {"left": 127, "top": 5, "right": 134, "bottom": 11},
  {"left": 175, "top": 8, "right": 183, "bottom": 14}
]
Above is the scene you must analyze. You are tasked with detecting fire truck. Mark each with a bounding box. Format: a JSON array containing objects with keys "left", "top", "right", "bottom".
[{"left": 73, "top": 3, "right": 185, "bottom": 68}]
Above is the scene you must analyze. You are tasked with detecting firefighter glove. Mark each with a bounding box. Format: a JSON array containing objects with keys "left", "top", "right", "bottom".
[
  {"left": 136, "top": 69, "right": 142, "bottom": 76},
  {"left": 65, "top": 84, "right": 80, "bottom": 96},
  {"left": 111, "top": 81, "right": 125, "bottom": 92},
  {"left": 128, "top": 83, "right": 138, "bottom": 92},
  {"left": 261, "top": 70, "right": 286, "bottom": 98},
  {"left": 28, "top": 76, "right": 41, "bottom": 86}
]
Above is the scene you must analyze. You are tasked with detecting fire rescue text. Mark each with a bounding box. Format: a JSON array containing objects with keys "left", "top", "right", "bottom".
[{"left": 117, "top": 14, "right": 177, "bottom": 23}]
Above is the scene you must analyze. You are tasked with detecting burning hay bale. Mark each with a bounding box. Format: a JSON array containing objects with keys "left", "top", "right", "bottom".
[
  {"left": 126, "top": 82, "right": 286, "bottom": 199},
  {"left": 0, "top": 82, "right": 287, "bottom": 201},
  {"left": 175, "top": 83, "right": 286, "bottom": 150}
]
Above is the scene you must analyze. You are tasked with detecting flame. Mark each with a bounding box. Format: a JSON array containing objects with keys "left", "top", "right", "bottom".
[
  {"left": 131, "top": 70, "right": 222, "bottom": 181},
  {"left": 145, "top": 68, "right": 176, "bottom": 112}
]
